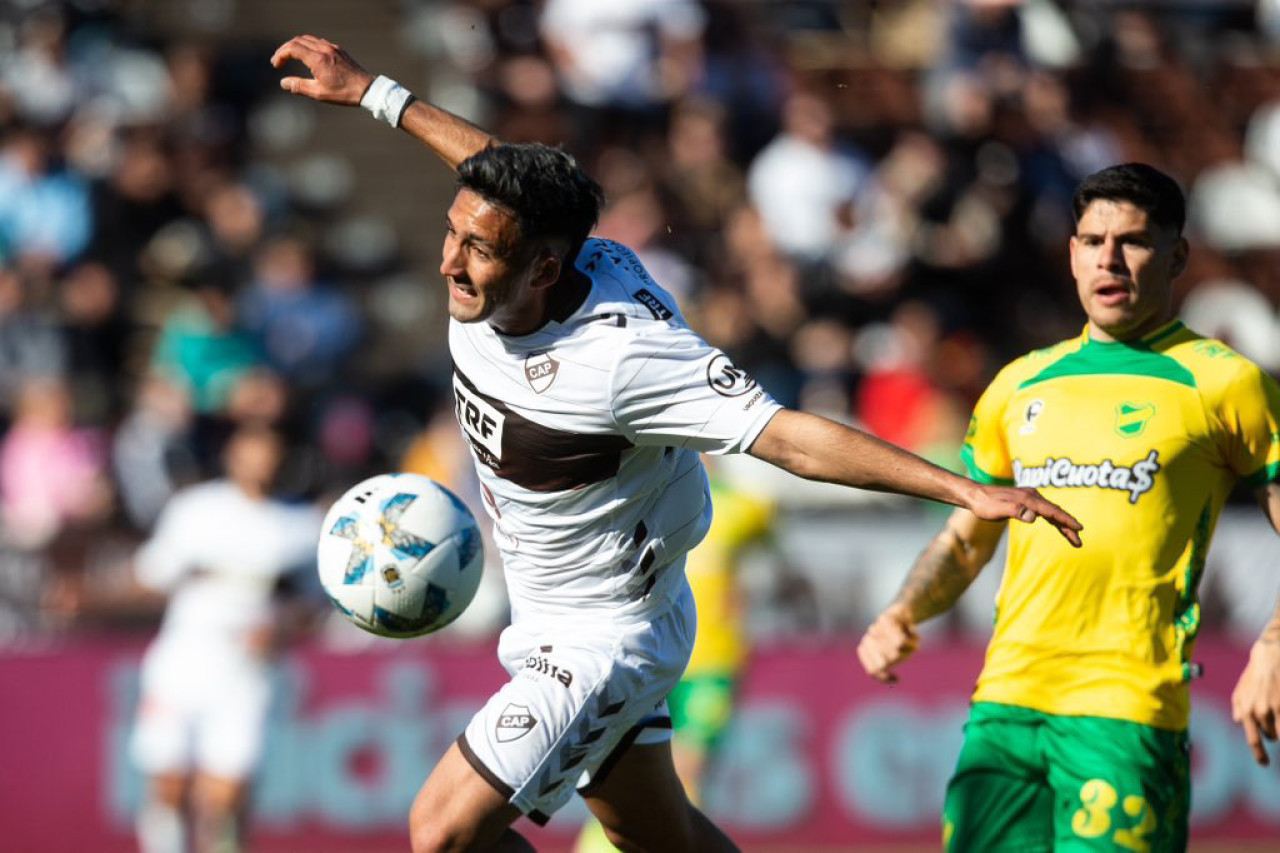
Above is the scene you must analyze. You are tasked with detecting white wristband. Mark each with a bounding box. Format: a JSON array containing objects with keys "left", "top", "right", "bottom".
[{"left": 360, "top": 75, "right": 415, "bottom": 128}]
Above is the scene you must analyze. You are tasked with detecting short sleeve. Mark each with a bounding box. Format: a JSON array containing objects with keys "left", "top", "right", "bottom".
[
  {"left": 610, "top": 325, "right": 781, "bottom": 455},
  {"left": 961, "top": 364, "right": 1018, "bottom": 486},
  {"left": 135, "top": 491, "right": 201, "bottom": 592},
  {"left": 1213, "top": 362, "right": 1280, "bottom": 489}
]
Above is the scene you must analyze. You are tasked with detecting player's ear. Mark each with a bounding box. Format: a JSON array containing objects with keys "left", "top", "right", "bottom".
[{"left": 530, "top": 241, "right": 567, "bottom": 290}]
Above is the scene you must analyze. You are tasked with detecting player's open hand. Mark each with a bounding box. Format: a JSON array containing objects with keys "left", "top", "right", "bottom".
[
  {"left": 271, "top": 35, "right": 373, "bottom": 105},
  {"left": 857, "top": 604, "right": 919, "bottom": 684},
  {"left": 968, "top": 484, "right": 1083, "bottom": 547},
  {"left": 1231, "top": 639, "right": 1280, "bottom": 766}
]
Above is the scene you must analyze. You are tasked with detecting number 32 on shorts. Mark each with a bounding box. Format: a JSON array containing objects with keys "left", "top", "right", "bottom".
[{"left": 1071, "top": 778, "right": 1157, "bottom": 852}]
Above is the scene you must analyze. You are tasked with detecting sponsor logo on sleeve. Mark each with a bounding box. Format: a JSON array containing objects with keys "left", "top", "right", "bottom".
[
  {"left": 496, "top": 703, "right": 538, "bottom": 743},
  {"left": 524, "top": 353, "right": 559, "bottom": 394},
  {"left": 1013, "top": 450, "right": 1161, "bottom": 504},
  {"left": 632, "top": 288, "right": 673, "bottom": 321},
  {"left": 452, "top": 374, "right": 505, "bottom": 463},
  {"left": 706, "top": 354, "right": 757, "bottom": 398}
]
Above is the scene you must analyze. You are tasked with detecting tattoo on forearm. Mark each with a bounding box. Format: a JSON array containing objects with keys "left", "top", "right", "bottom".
[{"left": 893, "top": 532, "right": 981, "bottom": 623}]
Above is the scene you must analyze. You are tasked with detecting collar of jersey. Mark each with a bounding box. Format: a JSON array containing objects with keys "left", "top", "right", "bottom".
[{"left": 1079, "top": 317, "right": 1186, "bottom": 352}]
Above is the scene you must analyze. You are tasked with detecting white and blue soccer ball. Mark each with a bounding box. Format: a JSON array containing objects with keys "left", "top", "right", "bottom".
[{"left": 317, "top": 473, "right": 484, "bottom": 638}]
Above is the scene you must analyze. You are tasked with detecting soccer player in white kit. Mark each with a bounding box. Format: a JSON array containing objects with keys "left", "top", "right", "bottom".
[
  {"left": 271, "top": 35, "right": 1084, "bottom": 853},
  {"left": 130, "top": 425, "right": 321, "bottom": 853}
]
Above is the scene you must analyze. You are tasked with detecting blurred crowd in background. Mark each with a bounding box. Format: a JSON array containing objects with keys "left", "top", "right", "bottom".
[{"left": 3, "top": 0, "right": 1280, "bottom": 647}]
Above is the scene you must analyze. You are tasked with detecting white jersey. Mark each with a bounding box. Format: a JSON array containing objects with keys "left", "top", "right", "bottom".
[
  {"left": 131, "top": 481, "right": 321, "bottom": 778},
  {"left": 137, "top": 481, "right": 322, "bottom": 653},
  {"left": 449, "top": 238, "right": 781, "bottom": 620}
]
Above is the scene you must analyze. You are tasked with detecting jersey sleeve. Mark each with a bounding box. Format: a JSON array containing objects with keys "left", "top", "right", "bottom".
[
  {"left": 134, "top": 491, "right": 201, "bottom": 592},
  {"left": 610, "top": 324, "right": 782, "bottom": 455},
  {"left": 1212, "top": 360, "right": 1280, "bottom": 489},
  {"left": 960, "top": 363, "right": 1019, "bottom": 485}
]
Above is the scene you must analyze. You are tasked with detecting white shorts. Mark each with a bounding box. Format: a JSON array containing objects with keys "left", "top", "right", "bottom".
[
  {"left": 130, "top": 639, "right": 273, "bottom": 780},
  {"left": 460, "top": 572, "right": 695, "bottom": 823}
]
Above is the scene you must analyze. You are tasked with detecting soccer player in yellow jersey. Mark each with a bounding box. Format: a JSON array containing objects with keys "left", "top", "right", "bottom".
[
  {"left": 669, "top": 475, "right": 775, "bottom": 802},
  {"left": 858, "top": 163, "right": 1280, "bottom": 852}
]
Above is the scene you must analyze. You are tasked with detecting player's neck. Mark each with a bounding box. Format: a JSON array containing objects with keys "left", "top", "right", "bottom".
[
  {"left": 495, "top": 268, "right": 589, "bottom": 337},
  {"left": 1087, "top": 314, "right": 1178, "bottom": 345}
]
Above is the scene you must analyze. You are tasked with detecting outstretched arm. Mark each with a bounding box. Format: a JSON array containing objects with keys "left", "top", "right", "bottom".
[
  {"left": 1231, "top": 481, "right": 1280, "bottom": 766},
  {"left": 749, "top": 409, "right": 1082, "bottom": 543},
  {"left": 270, "top": 34, "right": 494, "bottom": 171},
  {"left": 856, "top": 508, "right": 1005, "bottom": 683}
]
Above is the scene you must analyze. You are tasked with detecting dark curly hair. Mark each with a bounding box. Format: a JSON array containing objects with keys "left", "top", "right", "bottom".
[
  {"left": 1072, "top": 163, "right": 1186, "bottom": 235},
  {"left": 457, "top": 143, "right": 605, "bottom": 261}
]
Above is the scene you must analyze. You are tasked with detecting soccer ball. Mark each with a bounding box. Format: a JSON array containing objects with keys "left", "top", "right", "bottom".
[{"left": 317, "top": 473, "right": 484, "bottom": 638}]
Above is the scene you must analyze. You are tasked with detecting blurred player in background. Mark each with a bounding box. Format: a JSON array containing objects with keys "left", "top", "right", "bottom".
[
  {"left": 129, "top": 424, "right": 321, "bottom": 853},
  {"left": 668, "top": 473, "right": 774, "bottom": 801},
  {"left": 859, "top": 163, "right": 1280, "bottom": 852},
  {"left": 574, "top": 471, "right": 776, "bottom": 852},
  {"left": 271, "top": 34, "right": 1081, "bottom": 853}
]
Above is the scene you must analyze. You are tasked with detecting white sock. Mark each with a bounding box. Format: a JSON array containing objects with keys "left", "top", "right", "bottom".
[{"left": 137, "top": 800, "right": 186, "bottom": 853}]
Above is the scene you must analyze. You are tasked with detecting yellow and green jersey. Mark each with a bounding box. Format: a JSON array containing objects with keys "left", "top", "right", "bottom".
[
  {"left": 683, "top": 480, "right": 774, "bottom": 678},
  {"left": 963, "top": 319, "right": 1280, "bottom": 731}
]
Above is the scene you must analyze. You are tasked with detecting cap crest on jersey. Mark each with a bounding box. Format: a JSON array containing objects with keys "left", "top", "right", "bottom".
[{"left": 525, "top": 353, "right": 559, "bottom": 394}]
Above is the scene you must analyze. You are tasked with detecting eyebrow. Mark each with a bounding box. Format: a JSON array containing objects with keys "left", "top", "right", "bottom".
[
  {"left": 1076, "top": 226, "right": 1154, "bottom": 240},
  {"left": 445, "top": 215, "right": 503, "bottom": 252}
]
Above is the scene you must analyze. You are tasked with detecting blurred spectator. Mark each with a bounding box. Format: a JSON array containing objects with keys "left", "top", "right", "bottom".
[
  {"left": 833, "top": 130, "right": 944, "bottom": 298},
  {"left": 237, "top": 233, "right": 361, "bottom": 389},
  {"left": 658, "top": 96, "right": 747, "bottom": 265},
  {"left": 540, "top": 0, "right": 706, "bottom": 151},
  {"left": 0, "top": 265, "right": 66, "bottom": 422},
  {"left": 1264, "top": 0, "right": 1280, "bottom": 44},
  {"left": 224, "top": 367, "right": 290, "bottom": 429},
  {"left": 58, "top": 261, "right": 131, "bottom": 423},
  {"left": 1244, "top": 97, "right": 1280, "bottom": 181},
  {"left": 112, "top": 375, "right": 199, "bottom": 531},
  {"left": 150, "top": 282, "right": 264, "bottom": 415},
  {"left": 1188, "top": 158, "right": 1280, "bottom": 252},
  {"left": 86, "top": 130, "right": 184, "bottom": 286},
  {"left": 491, "top": 52, "right": 576, "bottom": 147},
  {"left": 853, "top": 301, "right": 970, "bottom": 469},
  {"left": 692, "top": 1, "right": 787, "bottom": 161},
  {"left": 0, "top": 7, "right": 79, "bottom": 126},
  {"left": 0, "top": 375, "right": 112, "bottom": 551},
  {"left": 747, "top": 90, "right": 871, "bottom": 264},
  {"left": 540, "top": 0, "right": 707, "bottom": 113},
  {"left": 0, "top": 126, "right": 92, "bottom": 272},
  {"left": 943, "top": 0, "right": 1031, "bottom": 76},
  {"left": 200, "top": 180, "right": 267, "bottom": 291}
]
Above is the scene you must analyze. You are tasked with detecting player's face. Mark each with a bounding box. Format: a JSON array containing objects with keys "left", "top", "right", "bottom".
[
  {"left": 225, "top": 430, "right": 282, "bottom": 496},
  {"left": 1070, "top": 200, "right": 1187, "bottom": 342},
  {"left": 440, "top": 189, "right": 551, "bottom": 335}
]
